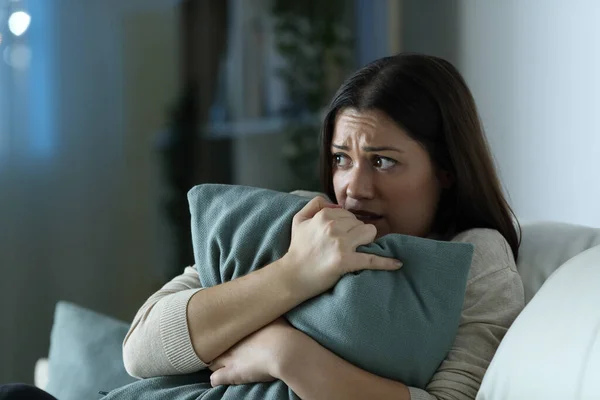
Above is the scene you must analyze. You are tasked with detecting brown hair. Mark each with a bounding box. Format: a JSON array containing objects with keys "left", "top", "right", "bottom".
[{"left": 320, "top": 53, "right": 520, "bottom": 260}]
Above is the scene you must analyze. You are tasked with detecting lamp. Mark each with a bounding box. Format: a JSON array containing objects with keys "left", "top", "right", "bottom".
[{"left": 8, "top": 10, "right": 31, "bottom": 37}]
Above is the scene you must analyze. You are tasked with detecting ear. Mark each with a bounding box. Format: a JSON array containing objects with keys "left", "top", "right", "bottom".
[{"left": 438, "top": 170, "right": 455, "bottom": 189}]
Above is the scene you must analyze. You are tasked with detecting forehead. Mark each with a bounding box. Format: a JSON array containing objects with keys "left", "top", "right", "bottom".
[{"left": 332, "top": 108, "right": 410, "bottom": 145}]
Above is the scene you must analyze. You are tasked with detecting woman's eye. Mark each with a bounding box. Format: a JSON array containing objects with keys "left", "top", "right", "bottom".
[
  {"left": 374, "top": 156, "right": 397, "bottom": 170},
  {"left": 333, "top": 153, "right": 350, "bottom": 167}
]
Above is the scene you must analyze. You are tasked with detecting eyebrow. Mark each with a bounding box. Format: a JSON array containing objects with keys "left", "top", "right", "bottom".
[{"left": 332, "top": 144, "right": 404, "bottom": 153}]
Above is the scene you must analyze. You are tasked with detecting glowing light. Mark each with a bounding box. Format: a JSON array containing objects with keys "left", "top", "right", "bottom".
[
  {"left": 3, "top": 44, "right": 32, "bottom": 70},
  {"left": 8, "top": 11, "right": 31, "bottom": 37},
  {"left": 0, "top": 33, "right": 3, "bottom": 46}
]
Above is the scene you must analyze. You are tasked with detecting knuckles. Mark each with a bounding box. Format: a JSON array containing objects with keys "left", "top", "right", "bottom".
[
  {"left": 363, "top": 223, "right": 377, "bottom": 239},
  {"left": 322, "top": 219, "right": 338, "bottom": 236}
]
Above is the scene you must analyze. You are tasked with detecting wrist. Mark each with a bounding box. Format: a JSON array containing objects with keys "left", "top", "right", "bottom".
[{"left": 276, "top": 253, "right": 311, "bottom": 299}]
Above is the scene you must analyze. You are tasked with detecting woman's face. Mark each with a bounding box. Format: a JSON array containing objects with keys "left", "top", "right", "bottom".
[{"left": 332, "top": 108, "right": 443, "bottom": 238}]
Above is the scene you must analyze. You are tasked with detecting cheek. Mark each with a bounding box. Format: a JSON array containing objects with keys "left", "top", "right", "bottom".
[
  {"left": 332, "top": 171, "right": 346, "bottom": 202},
  {"left": 407, "top": 174, "right": 441, "bottom": 210},
  {"left": 413, "top": 173, "right": 441, "bottom": 199},
  {"left": 383, "top": 178, "right": 440, "bottom": 236},
  {"left": 382, "top": 179, "right": 422, "bottom": 207},
  {"left": 384, "top": 172, "right": 441, "bottom": 218}
]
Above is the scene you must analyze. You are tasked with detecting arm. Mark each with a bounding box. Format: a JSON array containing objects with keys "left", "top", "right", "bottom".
[
  {"left": 277, "top": 332, "right": 410, "bottom": 400},
  {"left": 186, "top": 256, "right": 308, "bottom": 364},
  {"left": 123, "top": 266, "right": 205, "bottom": 378},
  {"left": 123, "top": 258, "right": 308, "bottom": 378}
]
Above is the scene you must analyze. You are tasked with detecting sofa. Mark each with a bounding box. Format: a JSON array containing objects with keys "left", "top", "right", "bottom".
[
  {"left": 477, "top": 221, "right": 600, "bottom": 399},
  {"left": 34, "top": 221, "right": 600, "bottom": 399}
]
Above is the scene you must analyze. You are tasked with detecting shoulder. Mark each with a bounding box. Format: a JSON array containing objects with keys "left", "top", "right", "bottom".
[{"left": 451, "top": 228, "right": 517, "bottom": 284}]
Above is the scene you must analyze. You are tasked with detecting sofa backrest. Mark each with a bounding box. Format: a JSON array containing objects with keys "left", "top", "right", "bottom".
[{"left": 517, "top": 221, "right": 600, "bottom": 303}]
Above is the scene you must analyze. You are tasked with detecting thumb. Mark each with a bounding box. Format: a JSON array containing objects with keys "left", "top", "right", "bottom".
[
  {"left": 294, "top": 195, "right": 339, "bottom": 223},
  {"left": 210, "top": 368, "right": 228, "bottom": 387}
]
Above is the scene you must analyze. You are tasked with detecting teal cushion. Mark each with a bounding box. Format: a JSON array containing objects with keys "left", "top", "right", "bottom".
[
  {"left": 46, "top": 302, "right": 136, "bottom": 400},
  {"left": 103, "top": 184, "right": 473, "bottom": 400},
  {"left": 190, "top": 185, "right": 473, "bottom": 391}
]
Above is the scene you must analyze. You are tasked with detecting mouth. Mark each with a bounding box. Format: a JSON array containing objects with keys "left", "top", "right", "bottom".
[{"left": 348, "top": 209, "right": 383, "bottom": 222}]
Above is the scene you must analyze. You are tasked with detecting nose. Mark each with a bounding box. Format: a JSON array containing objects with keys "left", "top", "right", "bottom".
[{"left": 346, "top": 163, "right": 375, "bottom": 200}]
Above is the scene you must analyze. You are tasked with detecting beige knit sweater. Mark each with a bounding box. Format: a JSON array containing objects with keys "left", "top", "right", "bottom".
[{"left": 123, "top": 228, "right": 524, "bottom": 400}]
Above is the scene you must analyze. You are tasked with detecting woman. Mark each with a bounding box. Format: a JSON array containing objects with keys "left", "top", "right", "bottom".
[{"left": 123, "top": 53, "right": 525, "bottom": 400}]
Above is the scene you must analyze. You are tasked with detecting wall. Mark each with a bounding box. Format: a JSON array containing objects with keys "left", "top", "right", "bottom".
[
  {"left": 233, "top": 133, "right": 294, "bottom": 190},
  {"left": 232, "top": 0, "right": 405, "bottom": 191},
  {"left": 401, "top": 0, "right": 460, "bottom": 66},
  {"left": 402, "top": 0, "right": 600, "bottom": 227},
  {"left": 0, "top": 0, "right": 179, "bottom": 383}
]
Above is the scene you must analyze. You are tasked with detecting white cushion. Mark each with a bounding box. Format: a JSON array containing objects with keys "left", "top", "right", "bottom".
[
  {"left": 477, "top": 244, "right": 600, "bottom": 400},
  {"left": 517, "top": 221, "right": 600, "bottom": 303},
  {"left": 34, "top": 358, "right": 49, "bottom": 390}
]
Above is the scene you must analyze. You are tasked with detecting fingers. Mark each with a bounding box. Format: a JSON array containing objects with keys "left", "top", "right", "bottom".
[
  {"left": 316, "top": 207, "right": 356, "bottom": 222},
  {"left": 323, "top": 218, "right": 362, "bottom": 236},
  {"left": 349, "top": 252, "right": 403, "bottom": 273},
  {"left": 345, "top": 224, "right": 402, "bottom": 272},
  {"left": 210, "top": 367, "right": 229, "bottom": 387},
  {"left": 347, "top": 223, "right": 378, "bottom": 248},
  {"left": 294, "top": 196, "right": 340, "bottom": 224}
]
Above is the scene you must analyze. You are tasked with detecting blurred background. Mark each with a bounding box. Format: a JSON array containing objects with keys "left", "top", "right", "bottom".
[{"left": 0, "top": 0, "right": 598, "bottom": 384}]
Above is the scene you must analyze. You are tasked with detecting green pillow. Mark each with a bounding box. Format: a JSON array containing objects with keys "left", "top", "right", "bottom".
[
  {"left": 47, "top": 302, "right": 136, "bottom": 400},
  {"left": 190, "top": 185, "right": 472, "bottom": 390},
  {"left": 103, "top": 184, "right": 473, "bottom": 400}
]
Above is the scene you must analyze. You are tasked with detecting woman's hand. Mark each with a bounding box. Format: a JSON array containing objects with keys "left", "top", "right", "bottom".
[
  {"left": 208, "top": 318, "right": 298, "bottom": 386},
  {"left": 282, "top": 196, "right": 402, "bottom": 298}
]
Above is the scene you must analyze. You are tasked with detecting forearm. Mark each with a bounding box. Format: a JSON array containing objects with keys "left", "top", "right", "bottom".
[
  {"left": 188, "top": 256, "right": 308, "bottom": 363},
  {"left": 277, "top": 332, "right": 411, "bottom": 400}
]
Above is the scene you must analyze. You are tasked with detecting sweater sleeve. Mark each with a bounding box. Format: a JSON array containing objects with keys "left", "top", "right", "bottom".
[
  {"left": 122, "top": 266, "right": 208, "bottom": 379},
  {"left": 408, "top": 229, "right": 525, "bottom": 400}
]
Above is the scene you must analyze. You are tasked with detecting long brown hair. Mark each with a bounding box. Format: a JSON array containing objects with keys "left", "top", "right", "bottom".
[{"left": 320, "top": 53, "right": 520, "bottom": 260}]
